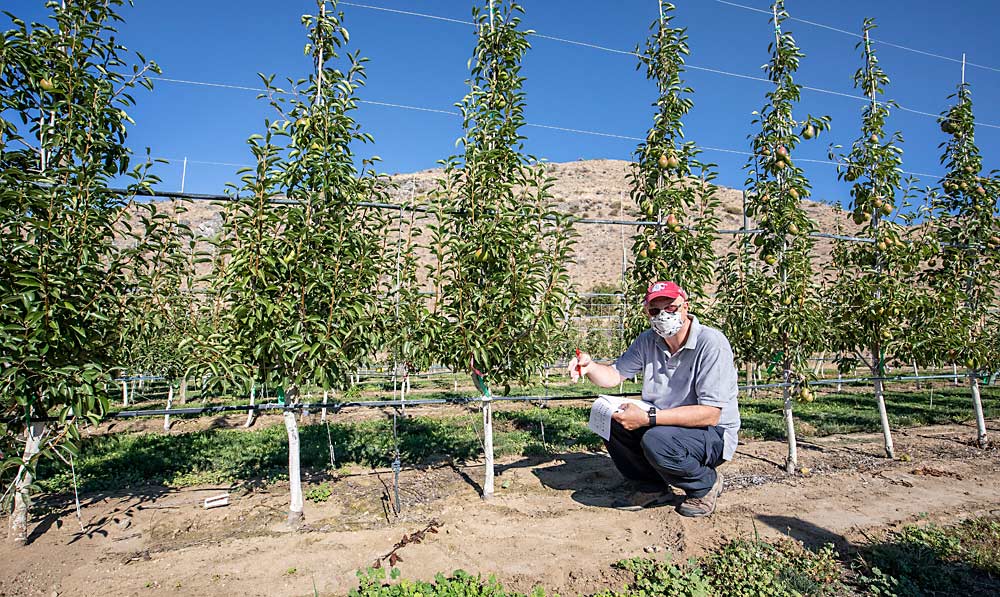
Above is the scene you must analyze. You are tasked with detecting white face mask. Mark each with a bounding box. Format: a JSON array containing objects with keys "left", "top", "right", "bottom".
[{"left": 650, "top": 310, "right": 684, "bottom": 339}]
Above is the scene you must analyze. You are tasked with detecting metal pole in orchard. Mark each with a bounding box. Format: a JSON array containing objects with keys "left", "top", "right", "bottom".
[{"left": 619, "top": 189, "right": 626, "bottom": 393}]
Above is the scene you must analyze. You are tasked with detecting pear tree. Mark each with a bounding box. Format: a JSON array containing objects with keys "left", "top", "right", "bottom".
[
  {"left": 428, "top": 0, "right": 575, "bottom": 498},
  {"left": 210, "top": 0, "right": 392, "bottom": 525},
  {"left": 0, "top": 0, "right": 164, "bottom": 542},
  {"left": 825, "top": 20, "right": 933, "bottom": 459},
  {"left": 429, "top": 0, "right": 575, "bottom": 388},
  {"left": 919, "top": 73, "right": 999, "bottom": 448},
  {"left": 732, "top": 0, "right": 830, "bottom": 473},
  {"left": 625, "top": 1, "right": 720, "bottom": 336}
]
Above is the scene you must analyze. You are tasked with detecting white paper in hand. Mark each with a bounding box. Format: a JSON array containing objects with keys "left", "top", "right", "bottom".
[{"left": 588, "top": 395, "right": 651, "bottom": 440}]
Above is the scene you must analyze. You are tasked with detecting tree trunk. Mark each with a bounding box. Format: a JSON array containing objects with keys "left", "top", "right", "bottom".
[
  {"left": 245, "top": 384, "right": 256, "bottom": 428},
  {"left": 482, "top": 397, "right": 495, "bottom": 500},
  {"left": 321, "top": 389, "right": 328, "bottom": 423},
  {"left": 121, "top": 380, "right": 128, "bottom": 406},
  {"left": 874, "top": 376, "right": 895, "bottom": 458},
  {"left": 284, "top": 386, "right": 304, "bottom": 527},
  {"left": 970, "top": 373, "right": 988, "bottom": 448},
  {"left": 9, "top": 423, "right": 46, "bottom": 545},
  {"left": 782, "top": 368, "right": 797, "bottom": 475},
  {"left": 163, "top": 384, "right": 174, "bottom": 431},
  {"left": 179, "top": 376, "right": 188, "bottom": 404}
]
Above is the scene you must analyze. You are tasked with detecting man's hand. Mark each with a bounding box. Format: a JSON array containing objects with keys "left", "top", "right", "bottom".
[
  {"left": 567, "top": 351, "right": 593, "bottom": 383},
  {"left": 612, "top": 402, "right": 650, "bottom": 431}
]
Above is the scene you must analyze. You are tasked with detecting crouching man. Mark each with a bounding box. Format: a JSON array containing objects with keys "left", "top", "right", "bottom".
[{"left": 569, "top": 281, "right": 741, "bottom": 517}]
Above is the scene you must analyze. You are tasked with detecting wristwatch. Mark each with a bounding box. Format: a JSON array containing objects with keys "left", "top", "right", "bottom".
[{"left": 647, "top": 406, "right": 657, "bottom": 427}]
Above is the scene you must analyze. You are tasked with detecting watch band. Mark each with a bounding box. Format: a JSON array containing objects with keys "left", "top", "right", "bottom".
[{"left": 648, "top": 406, "right": 656, "bottom": 427}]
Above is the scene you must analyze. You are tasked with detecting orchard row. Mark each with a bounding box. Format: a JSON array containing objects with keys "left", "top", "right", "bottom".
[{"left": 2, "top": 0, "right": 997, "bottom": 537}]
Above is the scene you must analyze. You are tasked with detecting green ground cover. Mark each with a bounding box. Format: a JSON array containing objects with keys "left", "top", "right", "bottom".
[
  {"left": 346, "top": 517, "right": 1000, "bottom": 596},
  {"left": 37, "top": 385, "right": 998, "bottom": 495}
]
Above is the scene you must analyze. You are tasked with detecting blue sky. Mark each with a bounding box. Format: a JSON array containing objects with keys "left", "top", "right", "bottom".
[{"left": 13, "top": 1, "right": 1000, "bottom": 212}]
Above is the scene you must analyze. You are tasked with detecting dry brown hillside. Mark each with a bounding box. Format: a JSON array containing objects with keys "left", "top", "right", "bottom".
[{"left": 155, "top": 158, "right": 857, "bottom": 293}]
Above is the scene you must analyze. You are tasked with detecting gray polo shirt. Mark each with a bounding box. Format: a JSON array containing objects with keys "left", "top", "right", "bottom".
[{"left": 613, "top": 315, "right": 741, "bottom": 461}]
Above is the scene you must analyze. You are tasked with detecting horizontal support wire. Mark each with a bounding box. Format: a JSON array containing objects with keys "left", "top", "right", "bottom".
[
  {"left": 712, "top": 0, "right": 1000, "bottom": 74},
  {"left": 141, "top": 2, "right": 1000, "bottom": 178},
  {"left": 121, "top": 187, "right": 964, "bottom": 247},
  {"left": 15, "top": 373, "right": 974, "bottom": 424},
  {"left": 328, "top": 1, "right": 1000, "bottom": 130},
  {"left": 144, "top": 81, "right": 952, "bottom": 180}
]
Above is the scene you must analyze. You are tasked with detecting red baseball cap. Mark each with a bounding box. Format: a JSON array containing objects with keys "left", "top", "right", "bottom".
[{"left": 644, "top": 281, "right": 687, "bottom": 305}]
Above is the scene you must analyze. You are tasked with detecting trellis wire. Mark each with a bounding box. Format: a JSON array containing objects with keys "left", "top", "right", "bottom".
[
  {"left": 328, "top": 1, "right": 1000, "bottom": 128},
  {"left": 23, "top": 372, "right": 978, "bottom": 423},
  {"left": 121, "top": 187, "right": 971, "bottom": 248}
]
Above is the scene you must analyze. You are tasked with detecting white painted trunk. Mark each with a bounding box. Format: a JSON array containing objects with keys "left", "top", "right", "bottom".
[
  {"left": 245, "top": 385, "right": 256, "bottom": 428},
  {"left": 163, "top": 384, "right": 174, "bottom": 431},
  {"left": 401, "top": 370, "right": 409, "bottom": 415},
  {"left": 482, "top": 399, "right": 495, "bottom": 500},
  {"left": 284, "top": 409, "right": 304, "bottom": 525},
  {"left": 121, "top": 380, "right": 128, "bottom": 406},
  {"left": 874, "top": 377, "right": 895, "bottom": 458},
  {"left": 970, "top": 373, "right": 988, "bottom": 448},
  {"left": 953, "top": 363, "right": 959, "bottom": 386},
  {"left": 321, "top": 390, "right": 328, "bottom": 423},
  {"left": 9, "top": 423, "right": 45, "bottom": 544},
  {"left": 912, "top": 360, "right": 920, "bottom": 389},
  {"left": 179, "top": 376, "right": 188, "bottom": 404},
  {"left": 782, "top": 380, "right": 797, "bottom": 474}
]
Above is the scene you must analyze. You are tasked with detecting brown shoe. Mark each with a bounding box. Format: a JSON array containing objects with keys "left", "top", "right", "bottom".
[
  {"left": 612, "top": 489, "right": 675, "bottom": 511},
  {"left": 677, "top": 472, "right": 723, "bottom": 518}
]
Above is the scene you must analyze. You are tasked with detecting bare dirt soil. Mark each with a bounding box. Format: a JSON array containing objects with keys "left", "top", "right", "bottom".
[{"left": 3, "top": 421, "right": 998, "bottom": 597}]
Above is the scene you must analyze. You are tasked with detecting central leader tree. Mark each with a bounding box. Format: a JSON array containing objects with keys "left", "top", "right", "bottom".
[
  {"left": 429, "top": 0, "right": 575, "bottom": 498},
  {"left": 429, "top": 0, "right": 575, "bottom": 384},
  {"left": 825, "top": 20, "right": 931, "bottom": 459},
  {"left": 626, "top": 1, "right": 720, "bottom": 337},
  {"left": 0, "top": 0, "right": 164, "bottom": 542},
  {"left": 727, "top": 0, "right": 829, "bottom": 474},
  {"left": 919, "top": 71, "right": 999, "bottom": 448},
  {"left": 210, "top": 0, "right": 392, "bottom": 525}
]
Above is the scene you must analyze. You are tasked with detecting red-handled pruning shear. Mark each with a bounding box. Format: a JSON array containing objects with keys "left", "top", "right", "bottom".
[{"left": 575, "top": 348, "right": 583, "bottom": 379}]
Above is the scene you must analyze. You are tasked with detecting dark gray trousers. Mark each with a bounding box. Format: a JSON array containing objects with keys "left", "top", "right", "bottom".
[{"left": 605, "top": 420, "right": 725, "bottom": 498}]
